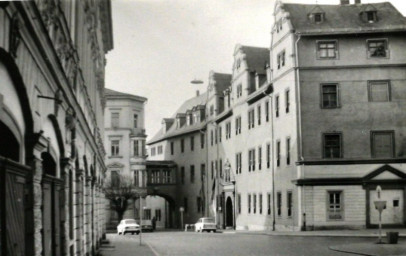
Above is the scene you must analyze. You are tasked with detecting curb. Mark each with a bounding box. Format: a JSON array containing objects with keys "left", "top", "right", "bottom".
[{"left": 232, "top": 231, "right": 406, "bottom": 238}]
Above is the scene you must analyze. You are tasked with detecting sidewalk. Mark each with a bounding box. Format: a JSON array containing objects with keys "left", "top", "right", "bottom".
[{"left": 98, "top": 234, "right": 156, "bottom": 256}]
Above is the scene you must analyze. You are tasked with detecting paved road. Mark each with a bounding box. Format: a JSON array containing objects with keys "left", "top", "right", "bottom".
[{"left": 100, "top": 231, "right": 391, "bottom": 256}]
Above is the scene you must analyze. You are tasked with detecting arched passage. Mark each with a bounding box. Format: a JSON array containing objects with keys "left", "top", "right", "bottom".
[{"left": 0, "top": 121, "right": 20, "bottom": 161}]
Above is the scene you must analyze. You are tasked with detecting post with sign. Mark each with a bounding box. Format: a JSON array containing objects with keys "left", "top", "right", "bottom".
[
  {"left": 179, "top": 207, "right": 185, "bottom": 230},
  {"left": 373, "top": 185, "right": 386, "bottom": 244}
]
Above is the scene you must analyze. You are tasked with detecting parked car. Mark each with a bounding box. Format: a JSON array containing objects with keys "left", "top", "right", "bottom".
[
  {"left": 117, "top": 219, "right": 140, "bottom": 235},
  {"left": 195, "top": 217, "right": 216, "bottom": 232},
  {"left": 134, "top": 218, "right": 154, "bottom": 232}
]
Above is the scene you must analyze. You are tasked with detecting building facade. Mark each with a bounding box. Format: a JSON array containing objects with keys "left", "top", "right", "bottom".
[
  {"left": 148, "top": 0, "right": 406, "bottom": 231},
  {"left": 0, "top": 0, "right": 113, "bottom": 255},
  {"left": 104, "top": 88, "right": 149, "bottom": 228}
]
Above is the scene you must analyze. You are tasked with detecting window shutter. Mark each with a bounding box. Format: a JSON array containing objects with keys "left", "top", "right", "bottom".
[{"left": 336, "top": 84, "right": 341, "bottom": 107}]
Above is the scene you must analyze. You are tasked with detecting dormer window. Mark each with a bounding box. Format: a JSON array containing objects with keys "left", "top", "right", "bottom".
[
  {"left": 308, "top": 6, "right": 325, "bottom": 24},
  {"left": 314, "top": 13, "right": 323, "bottom": 23},
  {"left": 360, "top": 5, "right": 378, "bottom": 23},
  {"left": 366, "top": 11, "right": 377, "bottom": 23}
]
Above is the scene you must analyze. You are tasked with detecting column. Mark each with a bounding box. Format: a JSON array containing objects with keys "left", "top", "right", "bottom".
[
  {"left": 75, "top": 168, "right": 84, "bottom": 256},
  {"left": 60, "top": 158, "right": 73, "bottom": 256}
]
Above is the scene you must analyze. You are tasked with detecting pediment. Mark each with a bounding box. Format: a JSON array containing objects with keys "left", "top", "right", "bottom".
[
  {"left": 107, "top": 162, "right": 124, "bottom": 169},
  {"left": 363, "top": 165, "right": 406, "bottom": 181}
]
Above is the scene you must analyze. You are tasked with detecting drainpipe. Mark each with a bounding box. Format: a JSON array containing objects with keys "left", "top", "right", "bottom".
[{"left": 294, "top": 33, "right": 306, "bottom": 230}]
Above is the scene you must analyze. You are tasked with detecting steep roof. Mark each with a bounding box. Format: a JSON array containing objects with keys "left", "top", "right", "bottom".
[
  {"left": 238, "top": 45, "right": 270, "bottom": 73},
  {"left": 210, "top": 72, "right": 232, "bottom": 95},
  {"left": 282, "top": 2, "right": 406, "bottom": 35},
  {"left": 104, "top": 88, "right": 147, "bottom": 102},
  {"left": 148, "top": 92, "right": 207, "bottom": 144}
]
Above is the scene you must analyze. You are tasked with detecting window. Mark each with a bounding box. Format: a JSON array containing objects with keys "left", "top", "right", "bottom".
[
  {"left": 181, "top": 167, "right": 185, "bottom": 185},
  {"left": 144, "top": 209, "right": 151, "bottom": 220},
  {"left": 111, "top": 140, "right": 119, "bottom": 156},
  {"left": 237, "top": 84, "right": 242, "bottom": 98},
  {"left": 265, "top": 100, "right": 270, "bottom": 122},
  {"left": 157, "top": 145, "right": 163, "bottom": 154},
  {"left": 190, "top": 165, "right": 195, "bottom": 183},
  {"left": 201, "top": 164, "right": 205, "bottom": 181},
  {"left": 248, "top": 149, "right": 256, "bottom": 172},
  {"left": 218, "top": 126, "right": 222, "bottom": 143},
  {"left": 190, "top": 136, "right": 194, "bottom": 151},
  {"left": 323, "top": 133, "right": 342, "bottom": 158},
  {"left": 267, "top": 193, "right": 271, "bottom": 215},
  {"left": 253, "top": 194, "right": 257, "bottom": 214},
  {"left": 275, "top": 95, "right": 279, "bottom": 117},
  {"left": 277, "top": 192, "right": 282, "bottom": 217},
  {"left": 210, "top": 105, "right": 214, "bottom": 116},
  {"left": 276, "top": 141, "right": 280, "bottom": 167},
  {"left": 133, "top": 140, "right": 139, "bottom": 156},
  {"left": 215, "top": 161, "right": 218, "bottom": 178},
  {"left": 111, "top": 170, "right": 120, "bottom": 187},
  {"left": 111, "top": 112, "right": 119, "bottom": 128},
  {"left": 287, "top": 191, "right": 292, "bottom": 217},
  {"left": 258, "top": 146, "right": 262, "bottom": 170},
  {"left": 210, "top": 130, "right": 214, "bottom": 146},
  {"left": 197, "top": 197, "right": 202, "bottom": 213},
  {"left": 215, "top": 128, "right": 218, "bottom": 144},
  {"left": 285, "top": 90, "right": 290, "bottom": 113},
  {"left": 276, "top": 18, "right": 282, "bottom": 33},
  {"left": 286, "top": 138, "right": 290, "bottom": 165},
  {"left": 248, "top": 194, "right": 251, "bottom": 214},
  {"left": 277, "top": 50, "right": 285, "bottom": 69},
  {"left": 368, "top": 81, "right": 390, "bottom": 102},
  {"left": 219, "top": 159, "right": 223, "bottom": 178},
  {"left": 155, "top": 209, "right": 161, "bottom": 221},
  {"left": 133, "top": 114, "right": 138, "bottom": 128},
  {"left": 259, "top": 194, "right": 263, "bottom": 214},
  {"left": 184, "top": 198, "right": 188, "bottom": 213},
  {"left": 211, "top": 161, "right": 214, "bottom": 179},
  {"left": 328, "top": 191, "right": 343, "bottom": 220},
  {"left": 314, "top": 13, "right": 324, "bottom": 23},
  {"left": 321, "top": 84, "right": 339, "bottom": 108},
  {"left": 134, "top": 170, "right": 140, "bottom": 187},
  {"left": 371, "top": 131, "right": 394, "bottom": 158},
  {"left": 235, "top": 117, "right": 241, "bottom": 135},
  {"left": 200, "top": 133, "right": 205, "bottom": 149},
  {"left": 236, "top": 152, "right": 242, "bottom": 174},
  {"left": 317, "top": 40, "right": 337, "bottom": 59},
  {"left": 248, "top": 109, "right": 255, "bottom": 129},
  {"left": 367, "top": 39, "right": 387, "bottom": 58},
  {"left": 238, "top": 194, "right": 241, "bottom": 214},
  {"left": 257, "top": 105, "right": 261, "bottom": 125},
  {"left": 226, "top": 122, "right": 231, "bottom": 139},
  {"left": 181, "top": 139, "right": 185, "bottom": 153},
  {"left": 170, "top": 142, "right": 174, "bottom": 155},
  {"left": 266, "top": 143, "right": 271, "bottom": 168},
  {"left": 150, "top": 147, "right": 155, "bottom": 156}
]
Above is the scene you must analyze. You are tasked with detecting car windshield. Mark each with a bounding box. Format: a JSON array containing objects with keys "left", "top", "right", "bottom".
[
  {"left": 125, "top": 220, "right": 137, "bottom": 224},
  {"left": 203, "top": 218, "right": 215, "bottom": 223}
]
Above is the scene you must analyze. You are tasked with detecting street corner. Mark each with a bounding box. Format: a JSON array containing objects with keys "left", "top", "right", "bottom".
[{"left": 329, "top": 242, "right": 406, "bottom": 256}]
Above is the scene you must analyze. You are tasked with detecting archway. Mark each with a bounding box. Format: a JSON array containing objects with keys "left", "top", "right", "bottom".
[
  {"left": 0, "top": 121, "right": 20, "bottom": 161},
  {"left": 226, "top": 197, "right": 233, "bottom": 227}
]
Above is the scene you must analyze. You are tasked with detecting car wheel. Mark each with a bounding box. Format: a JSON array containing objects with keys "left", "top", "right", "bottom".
[{"left": 136, "top": 231, "right": 140, "bottom": 235}]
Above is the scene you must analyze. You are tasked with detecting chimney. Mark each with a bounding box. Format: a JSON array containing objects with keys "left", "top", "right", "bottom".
[
  {"left": 196, "top": 90, "right": 200, "bottom": 97},
  {"left": 340, "top": 0, "right": 350, "bottom": 5}
]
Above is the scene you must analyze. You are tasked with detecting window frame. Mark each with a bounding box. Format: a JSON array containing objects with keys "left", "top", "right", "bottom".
[
  {"left": 286, "top": 137, "right": 291, "bottom": 165},
  {"left": 368, "top": 80, "right": 391, "bottom": 102},
  {"left": 285, "top": 89, "right": 290, "bottom": 113},
  {"left": 316, "top": 40, "right": 338, "bottom": 59},
  {"left": 320, "top": 83, "right": 340, "bottom": 109},
  {"left": 367, "top": 38, "right": 388, "bottom": 58},
  {"left": 322, "top": 133, "right": 343, "bottom": 159},
  {"left": 287, "top": 191, "right": 293, "bottom": 218},
  {"left": 276, "top": 191, "right": 282, "bottom": 217},
  {"left": 275, "top": 95, "right": 280, "bottom": 117},
  {"left": 371, "top": 130, "right": 395, "bottom": 158},
  {"left": 327, "top": 190, "right": 344, "bottom": 221}
]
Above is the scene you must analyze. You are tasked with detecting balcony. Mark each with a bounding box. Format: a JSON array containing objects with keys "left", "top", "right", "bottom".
[{"left": 131, "top": 128, "right": 146, "bottom": 137}]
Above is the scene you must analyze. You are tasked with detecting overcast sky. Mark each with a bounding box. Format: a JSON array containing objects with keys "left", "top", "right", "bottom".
[{"left": 105, "top": 0, "right": 406, "bottom": 139}]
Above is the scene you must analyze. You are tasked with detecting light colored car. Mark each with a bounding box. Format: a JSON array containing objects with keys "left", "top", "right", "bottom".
[
  {"left": 195, "top": 217, "right": 216, "bottom": 232},
  {"left": 117, "top": 219, "right": 140, "bottom": 235}
]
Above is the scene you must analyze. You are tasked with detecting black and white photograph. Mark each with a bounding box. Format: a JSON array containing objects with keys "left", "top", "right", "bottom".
[{"left": 1, "top": 0, "right": 406, "bottom": 255}]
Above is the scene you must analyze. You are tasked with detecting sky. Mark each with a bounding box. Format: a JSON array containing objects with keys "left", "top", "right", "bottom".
[{"left": 105, "top": 0, "right": 406, "bottom": 140}]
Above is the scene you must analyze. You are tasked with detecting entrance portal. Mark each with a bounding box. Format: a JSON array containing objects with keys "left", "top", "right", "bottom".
[{"left": 226, "top": 197, "right": 233, "bottom": 227}]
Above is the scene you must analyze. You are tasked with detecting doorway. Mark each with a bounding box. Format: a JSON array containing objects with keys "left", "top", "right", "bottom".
[{"left": 225, "top": 197, "right": 233, "bottom": 227}]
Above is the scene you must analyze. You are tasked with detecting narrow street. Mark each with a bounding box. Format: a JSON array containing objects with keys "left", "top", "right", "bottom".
[{"left": 99, "top": 231, "right": 390, "bottom": 256}]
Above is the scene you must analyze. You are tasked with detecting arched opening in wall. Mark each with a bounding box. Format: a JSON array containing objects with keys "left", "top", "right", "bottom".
[
  {"left": 226, "top": 196, "right": 233, "bottom": 227},
  {"left": 41, "top": 152, "right": 57, "bottom": 176},
  {"left": 134, "top": 195, "right": 176, "bottom": 230},
  {"left": 0, "top": 121, "right": 20, "bottom": 162}
]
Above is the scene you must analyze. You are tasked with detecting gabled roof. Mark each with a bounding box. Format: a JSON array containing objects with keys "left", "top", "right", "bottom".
[
  {"left": 209, "top": 71, "right": 232, "bottom": 95},
  {"left": 236, "top": 45, "right": 270, "bottom": 73},
  {"left": 281, "top": 2, "right": 406, "bottom": 35},
  {"left": 105, "top": 88, "right": 147, "bottom": 102}
]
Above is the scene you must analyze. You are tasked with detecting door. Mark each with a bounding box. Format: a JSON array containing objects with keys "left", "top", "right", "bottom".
[
  {"left": 42, "top": 182, "right": 52, "bottom": 256},
  {"left": 226, "top": 197, "right": 233, "bottom": 227},
  {"left": 370, "top": 189, "right": 404, "bottom": 225}
]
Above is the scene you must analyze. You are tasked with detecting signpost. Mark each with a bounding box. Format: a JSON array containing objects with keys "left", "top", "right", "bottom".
[
  {"left": 373, "top": 185, "right": 386, "bottom": 244},
  {"left": 179, "top": 206, "right": 184, "bottom": 230}
]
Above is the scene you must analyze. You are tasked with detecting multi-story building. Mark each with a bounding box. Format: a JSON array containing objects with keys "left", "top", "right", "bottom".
[
  {"left": 272, "top": 0, "right": 406, "bottom": 230},
  {"left": 0, "top": 0, "right": 113, "bottom": 255},
  {"left": 104, "top": 88, "right": 148, "bottom": 227},
  {"left": 148, "top": 0, "right": 406, "bottom": 231}
]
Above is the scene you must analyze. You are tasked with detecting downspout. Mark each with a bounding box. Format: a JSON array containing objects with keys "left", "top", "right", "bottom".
[{"left": 294, "top": 33, "right": 305, "bottom": 230}]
